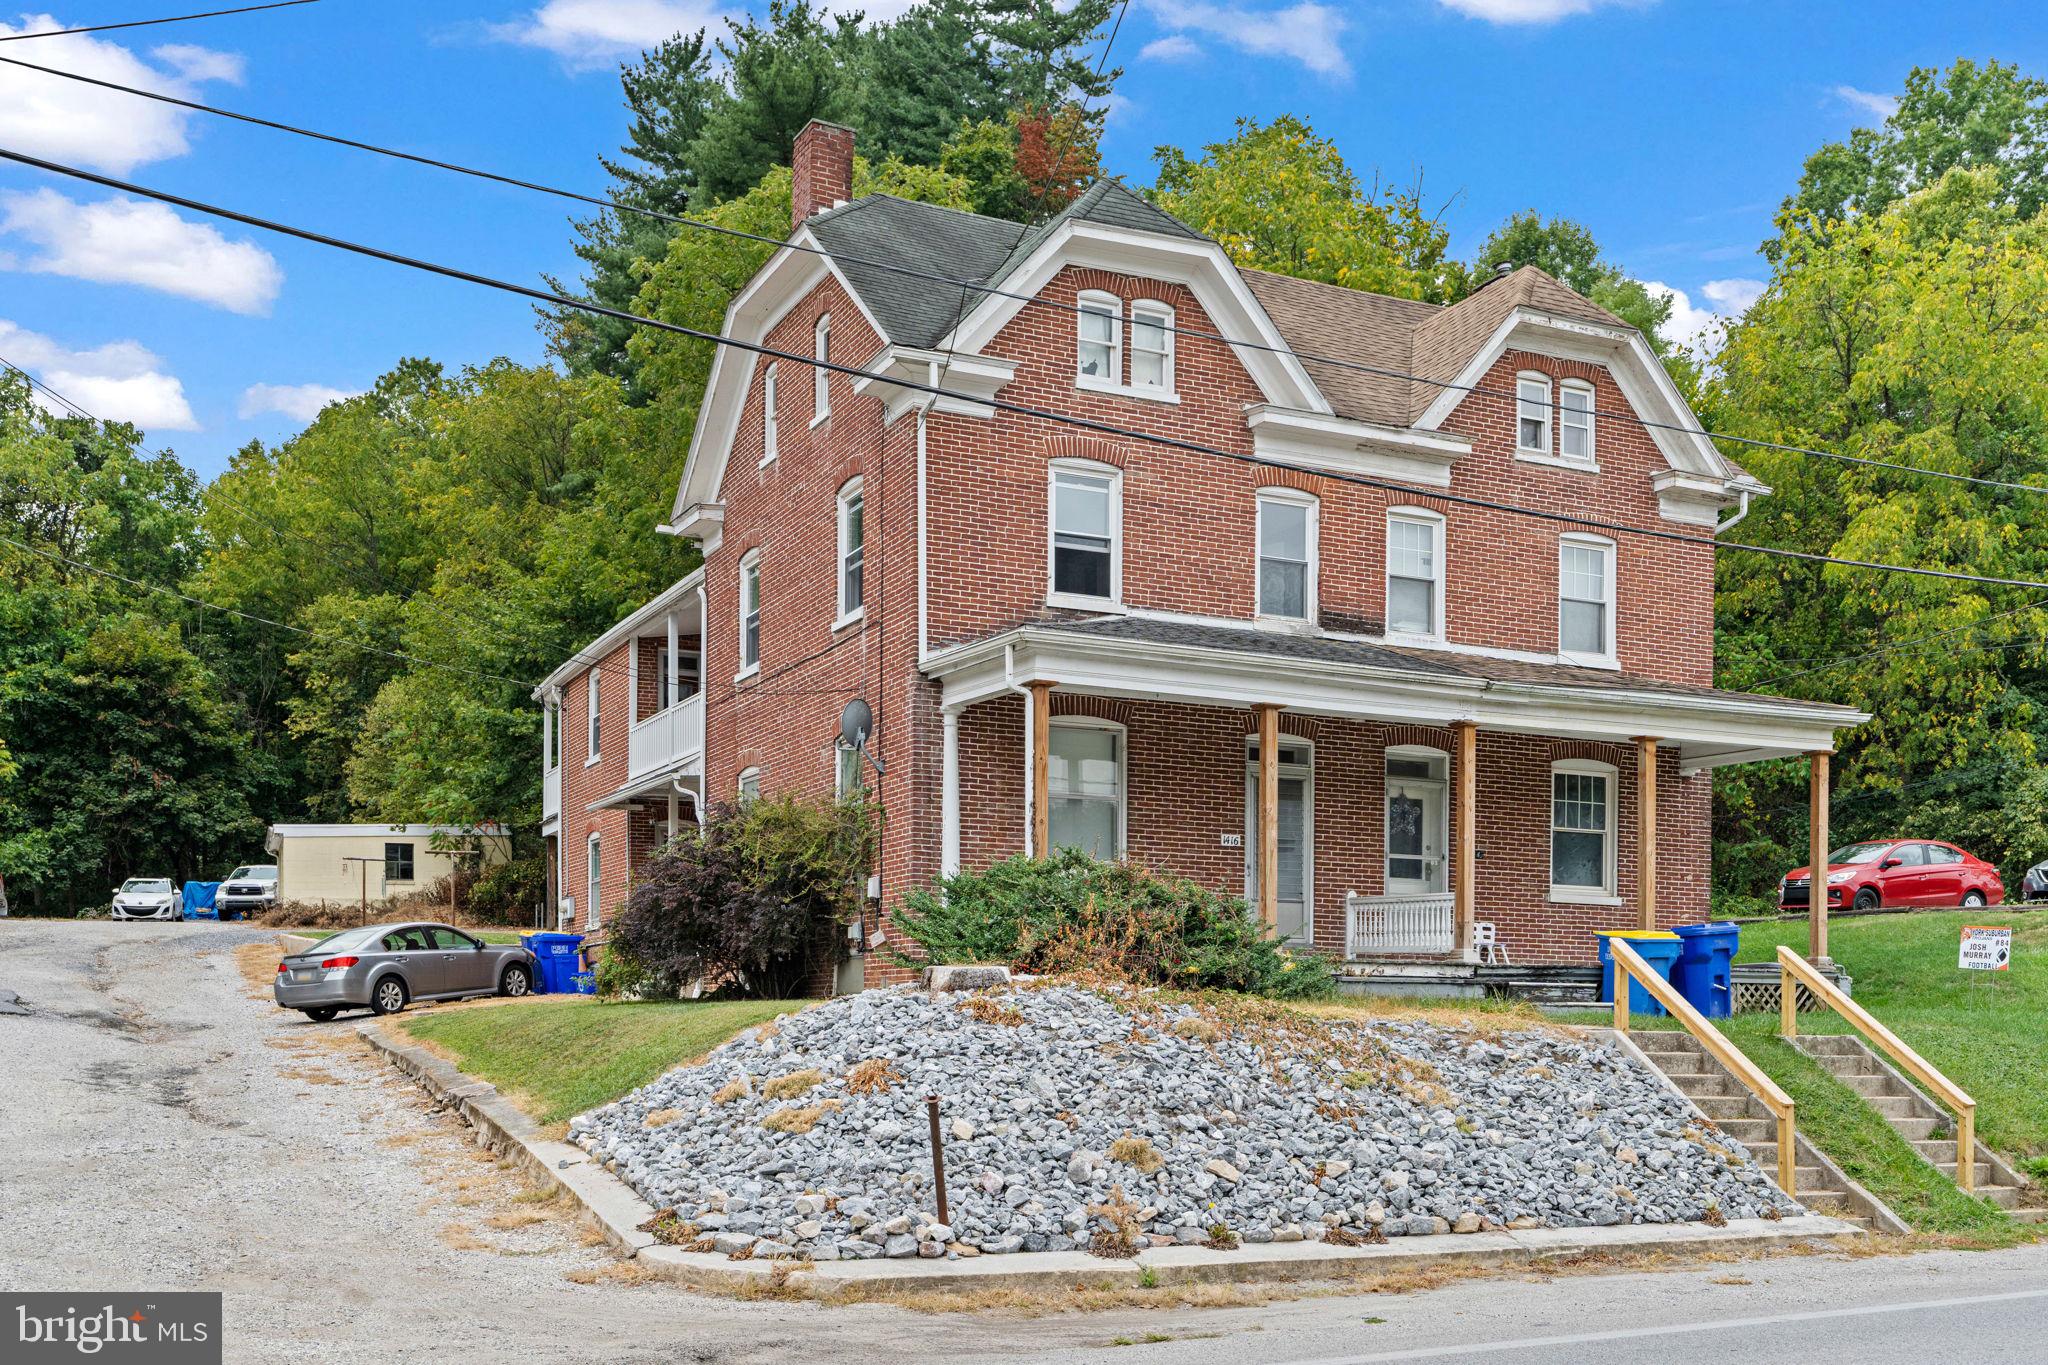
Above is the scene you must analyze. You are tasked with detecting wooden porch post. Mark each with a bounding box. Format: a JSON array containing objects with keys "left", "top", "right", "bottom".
[
  {"left": 1635, "top": 736, "right": 1660, "bottom": 932},
  {"left": 1254, "top": 704, "right": 1281, "bottom": 930},
  {"left": 1809, "top": 750, "right": 1831, "bottom": 961},
  {"left": 1028, "top": 681, "right": 1053, "bottom": 858},
  {"left": 1453, "top": 721, "right": 1476, "bottom": 960}
]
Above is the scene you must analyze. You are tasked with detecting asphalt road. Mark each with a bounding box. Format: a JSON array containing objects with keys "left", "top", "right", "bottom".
[{"left": 5, "top": 917, "right": 2048, "bottom": 1364}]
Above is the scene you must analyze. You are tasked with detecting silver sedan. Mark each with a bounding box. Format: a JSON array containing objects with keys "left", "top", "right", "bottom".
[{"left": 273, "top": 921, "right": 536, "bottom": 1022}]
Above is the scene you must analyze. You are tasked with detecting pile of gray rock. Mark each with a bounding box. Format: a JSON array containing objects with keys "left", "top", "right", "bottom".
[{"left": 569, "top": 983, "right": 1798, "bottom": 1261}]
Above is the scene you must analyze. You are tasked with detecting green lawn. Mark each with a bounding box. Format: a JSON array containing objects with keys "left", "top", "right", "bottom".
[{"left": 398, "top": 996, "right": 803, "bottom": 1124}]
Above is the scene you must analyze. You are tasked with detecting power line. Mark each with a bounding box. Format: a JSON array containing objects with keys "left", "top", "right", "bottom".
[
  {"left": 4, "top": 56, "right": 2038, "bottom": 502},
  {"left": 1041, "top": 0, "right": 1129, "bottom": 201},
  {"left": 0, "top": 0, "right": 318, "bottom": 44},
  {"left": 7, "top": 144, "right": 2048, "bottom": 599},
  {"left": 1743, "top": 594, "right": 2048, "bottom": 691}
]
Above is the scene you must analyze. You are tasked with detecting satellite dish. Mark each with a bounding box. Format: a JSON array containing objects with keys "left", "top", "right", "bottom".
[{"left": 838, "top": 698, "right": 886, "bottom": 775}]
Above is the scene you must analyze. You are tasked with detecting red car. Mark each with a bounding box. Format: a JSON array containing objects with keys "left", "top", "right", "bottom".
[{"left": 1780, "top": 840, "right": 2005, "bottom": 913}]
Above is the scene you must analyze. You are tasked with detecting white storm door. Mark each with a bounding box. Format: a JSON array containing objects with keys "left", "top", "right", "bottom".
[{"left": 1385, "top": 779, "right": 1447, "bottom": 895}]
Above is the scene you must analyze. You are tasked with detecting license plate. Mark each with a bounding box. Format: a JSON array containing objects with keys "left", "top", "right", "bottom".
[{"left": 293, "top": 970, "right": 318, "bottom": 983}]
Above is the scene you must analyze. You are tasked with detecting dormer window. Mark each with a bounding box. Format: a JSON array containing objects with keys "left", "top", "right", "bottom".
[
  {"left": 1516, "top": 373, "right": 1552, "bottom": 453},
  {"left": 1076, "top": 292, "right": 1121, "bottom": 385},
  {"left": 1559, "top": 380, "right": 1595, "bottom": 463},
  {"left": 1130, "top": 301, "right": 1174, "bottom": 393}
]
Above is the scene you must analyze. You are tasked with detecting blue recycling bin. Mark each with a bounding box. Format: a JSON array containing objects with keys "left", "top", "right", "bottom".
[
  {"left": 521, "top": 932, "right": 584, "bottom": 994},
  {"left": 570, "top": 971, "right": 597, "bottom": 995},
  {"left": 1594, "top": 930, "right": 1683, "bottom": 1016},
  {"left": 1672, "top": 921, "right": 1740, "bottom": 1019},
  {"left": 182, "top": 881, "right": 220, "bottom": 920}
]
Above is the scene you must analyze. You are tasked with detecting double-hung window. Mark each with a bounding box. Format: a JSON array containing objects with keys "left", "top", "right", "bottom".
[
  {"left": 737, "top": 768, "right": 762, "bottom": 803},
  {"left": 1076, "top": 292, "right": 1121, "bottom": 385},
  {"left": 761, "top": 363, "right": 778, "bottom": 465},
  {"left": 1550, "top": 760, "right": 1616, "bottom": 900},
  {"left": 1516, "top": 373, "right": 1552, "bottom": 453},
  {"left": 1049, "top": 462, "right": 1120, "bottom": 605},
  {"left": 1130, "top": 301, "right": 1173, "bottom": 392},
  {"left": 1385, "top": 509, "right": 1444, "bottom": 640},
  {"left": 585, "top": 669, "right": 601, "bottom": 762},
  {"left": 1256, "top": 490, "right": 1315, "bottom": 621},
  {"left": 1048, "top": 722, "right": 1123, "bottom": 858},
  {"left": 1558, "top": 535, "right": 1615, "bottom": 664},
  {"left": 586, "top": 833, "right": 602, "bottom": 929},
  {"left": 737, "top": 552, "right": 762, "bottom": 676},
  {"left": 812, "top": 314, "right": 830, "bottom": 422},
  {"left": 836, "top": 479, "right": 865, "bottom": 623},
  {"left": 1559, "top": 380, "right": 1594, "bottom": 463}
]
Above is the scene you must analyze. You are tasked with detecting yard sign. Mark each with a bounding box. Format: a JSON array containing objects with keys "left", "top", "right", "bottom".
[{"left": 1959, "top": 925, "right": 2012, "bottom": 972}]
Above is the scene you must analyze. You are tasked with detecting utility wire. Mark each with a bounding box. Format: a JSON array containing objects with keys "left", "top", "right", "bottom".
[
  {"left": 1744, "top": 594, "right": 2048, "bottom": 691},
  {"left": 5, "top": 144, "right": 2046, "bottom": 599},
  {"left": 4, "top": 55, "right": 2039, "bottom": 501},
  {"left": 0, "top": 0, "right": 318, "bottom": 43}
]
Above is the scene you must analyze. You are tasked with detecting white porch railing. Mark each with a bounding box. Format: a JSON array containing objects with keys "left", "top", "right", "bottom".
[
  {"left": 628, "top": 693, "right": 705, "bottom": 780},
  {"left": 1345, "top": 891, "right": 1455, "bottom": 957},
  {"left": 543, "top": 763, "right": 561, "bottom": 824}
]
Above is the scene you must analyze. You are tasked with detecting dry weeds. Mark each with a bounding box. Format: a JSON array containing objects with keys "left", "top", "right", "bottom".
[
  {"left": 845, "top": 1057, "right": 901, "bottom": 1095},
  {"left": 1107, "top": 1135, "right": 1165, "bottom": 1174},
  {"left": 762, "top": 1068, "right": 825, "bottom": 1100},
  {"left": 762, "top": 1100, "right": 842, "bottom": 1134},
  {"left": 959, "top": 995, "right": 1026, "bottom": 1027},
  {"left": 711, "top": 1073, "right": 752, "bottom": 1104},
  {"left": 643, "top": 1107, "right": 686, "bottom": 1128}
]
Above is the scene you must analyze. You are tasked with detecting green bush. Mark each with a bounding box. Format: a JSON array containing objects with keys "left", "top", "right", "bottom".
[
  {"left": 468, "top": 853, "right": 546, "bottom": 925},
  {"left": 893, "top": 849, "right": 1335, "bottom": 1000}
]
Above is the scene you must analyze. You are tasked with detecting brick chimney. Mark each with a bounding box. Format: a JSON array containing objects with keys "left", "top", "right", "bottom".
[{"left": 791, "top": 119, "right": 855, "bottom": 231}]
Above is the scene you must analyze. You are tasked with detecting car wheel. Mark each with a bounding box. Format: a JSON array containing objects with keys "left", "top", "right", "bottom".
[
  {"left": 1963, "top": 890, "right": 1987, "bottom": 908},
  {"left": 303, "top": 1007, "right": 338, "bottom": 1022},
  {"left": 370, "top": 976, "right": 409, "bottom": 1016},
  {"left": 499, "top": 964, "right": 533, "bottom": 998},
  {"left": 1852, "top": 887, "right": 1881, "bottom": 911}
]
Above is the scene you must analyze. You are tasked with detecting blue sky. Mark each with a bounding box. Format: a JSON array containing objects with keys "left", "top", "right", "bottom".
[{"left": 0, "top": 0, "right": 2040, "bottom": 478}]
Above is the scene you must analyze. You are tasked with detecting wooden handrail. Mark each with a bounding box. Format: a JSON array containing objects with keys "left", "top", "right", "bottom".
[
  {"left": 1611, "top": 938, "right": 1797, "bottom": 1198},
  {"left": 1777, "top": 945, "right": 1978, "bottom": 1194}
]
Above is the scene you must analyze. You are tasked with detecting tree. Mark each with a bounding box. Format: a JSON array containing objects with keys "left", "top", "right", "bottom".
[
  {"left": 1770, "top": 59, "right": 2048, "bottom": 254},
  {"left": 855, "top": 0, "right": 1006, "bottom": 167},
  {"left": 1152, "top": 115, "right": 1463, "bottom": 302},
  {"left": 1470, "top": 209, "right": 1677, "bottom": 353},
  {"left": 687, "top": 0, "right": 869, "bottom": 205},
  {"left": 939, "top": 103, "right": 1100, "bottom": 221},
  {"left": 981, "top": 0, "right": 1120, "bottom": 112}
]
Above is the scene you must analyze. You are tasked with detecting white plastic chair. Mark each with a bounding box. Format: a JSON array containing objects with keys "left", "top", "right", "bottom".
[{"left": 1473, "top": 921, "right": 1510, "bottom": 965}]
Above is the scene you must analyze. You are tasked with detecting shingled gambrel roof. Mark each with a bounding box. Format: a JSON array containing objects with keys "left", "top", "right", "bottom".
[{"left": 1240, "top": 269, "right": 1439, "bottom": 428}]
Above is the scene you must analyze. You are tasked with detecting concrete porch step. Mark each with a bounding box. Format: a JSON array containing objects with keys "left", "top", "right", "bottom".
[
  {"left": 1631, "top": 1031, "right": 1701, "bottom": 1055},
  {"left": 1690, "top": 1094, "right": 1764, "bottom": 1121},
  {"left": 2008, "top": 1207, "right": 2048, "bottom": 1224}
]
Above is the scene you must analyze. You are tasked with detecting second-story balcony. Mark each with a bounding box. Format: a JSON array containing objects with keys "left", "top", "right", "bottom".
[{"left": 629, "top": 692, "right": 704, "bottom": 781}]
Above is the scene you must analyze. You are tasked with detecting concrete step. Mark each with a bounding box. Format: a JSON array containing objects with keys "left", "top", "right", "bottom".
[
  {"left": 1633, "top": 1032, "right": 1700, "bottom": 1055},
  {"left": 1692, "top": 1094, "right": 1764, "bottom": 1121},
  {"left": 1839, "top": 1072, "right": 1911, "bottom": 1099},
  {"left": 1868, "top": 1094, "right": 1923, "bottom": 1119},
  {"left": 2008, "top": 1206, "right": 2048, "bottom": 1224},
  {"left": 1664, "top": 1072, "right": 1746, "bottom": 1098},
  {"left": 1716, "top": 1117, "right": 1777, "bottom": 1143},
  {"left": 1796, "top": 1034, "right": 1868, "bottom": 1056},
  {"left": 1932, "top": 1159, "right": 1997, "bottom": 1185},
  {"left": 1968, "top": 1181, "right": 2021, "bottom": 1208},
  {"left": 1811, "top": 1053, "right": 1885, "bottom": 1078}
]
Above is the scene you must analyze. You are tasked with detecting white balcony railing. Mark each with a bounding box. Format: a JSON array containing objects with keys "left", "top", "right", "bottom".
[
  {"left": 628, "top": 693, "right": 705, "bottom": 780},
  {"left": 1345, "top": 891, "right": 1456, "bottom": 957},
  {"left": 543, "top": 762, "right": 561, "bottom": 823}
]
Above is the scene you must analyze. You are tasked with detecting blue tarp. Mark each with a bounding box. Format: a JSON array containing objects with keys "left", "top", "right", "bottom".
[{"left": 182, "top": 881, "right": 220, "bottom": 920}]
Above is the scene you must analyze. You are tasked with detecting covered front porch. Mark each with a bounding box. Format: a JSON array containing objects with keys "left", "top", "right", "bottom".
[{"left": 924, "top": 617, "right": 1865, "bottom": 970}]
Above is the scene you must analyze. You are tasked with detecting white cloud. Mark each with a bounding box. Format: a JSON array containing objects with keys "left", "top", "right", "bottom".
[
  {"left": 1436, "top": 0, "right": 1637, "bottom": 23},
  {"left": 237, "top": 382, "right": 360, "bottom": 423},
  {"left": 0, "top": 189, "right": 283, "bottom": 315},
  {"left": 0, "top": 17, "right": 243, "bottom": 174},
  {"left": 1639, "top": 276, "right": 1765, "bottom": 350},
  {"left": 489, "top": 0, "right": 729, "bottom": 69},
  {"left": 0, "top": 318, "right": 197, "bottom": 432},
  {"left": 1833, "top": 84, "right": 1898, "bottom": 121},
  {"left": 1142, "top": 1, "right": 1350, "bottom": 78},
  {"left": 1139, "top": 33, "right": 1203, "bottom": 62}
]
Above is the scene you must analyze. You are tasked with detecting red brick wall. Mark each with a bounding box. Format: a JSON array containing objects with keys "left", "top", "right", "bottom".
[
  {"left": 943, "top": 695, "right": 1709, "bottom": 965},
  {"left": 791, "top": 120, "right": 854, "bottom": 229},
  {"left": 554, "top": 641, "right": 633, "bottom": 936}
]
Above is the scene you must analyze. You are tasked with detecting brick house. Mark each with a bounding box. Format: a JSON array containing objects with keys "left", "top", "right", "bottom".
[{"left": 537, "top": 120, "right": 1865, "bottom": 985}]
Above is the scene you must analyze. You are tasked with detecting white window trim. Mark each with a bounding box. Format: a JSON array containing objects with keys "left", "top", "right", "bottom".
[
  {"left": 811, "top": 314, "right": 830, "bottom": 426},
  {"left": 1557, "top": 533, "right": 1618, "bottom": 668},
  {"left": 1254, "top": 487, "right": 1318, "bottom": 626},
  {"left": 736, "top": 550, "right": 762, "bottom": 680},
  {"left": 1553, "top": 378, "right": 1597, "bottom": 468},
  {"left": 1074, "top": 290, "right": 1123, "bottom": 393},
  {"left": 1046, "top": 458, "right": 1125, "bottom": 612},
  {"left": 1384, "top": 506, "right": 1446, "bottom": 644},
  {"left": 834, "top": 476, "right": 865, "bottom": 629},
  {"left": 586, "top": 832, "right": 603, "bottom": 930},
  {"left": 760, "top": 362, "right": 778, "bottom": 466},
  {"left": 1129, "top": 298, "right": 1176, "bottom": 396},
  {"left": 737, "top": 766, "right": 762, "bottom": 802},
  {"left": 1242, "top": 733, "right": 1315, "bottom": 946},
  {"left": 1548, "top": 757, "right": 1620, "bottom": 905},
  {"left": 1048, "top": 716, "right": 1127, "bottom": 860},
  {"left": 1515, "top": 371, "right": 1553, "bottom": 456},
  {"left": 584, "top": 669, "right": 601, "bottom": 766}
]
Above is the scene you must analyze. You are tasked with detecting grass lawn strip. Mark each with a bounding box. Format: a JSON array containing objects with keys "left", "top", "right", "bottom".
[{"left": 398, "top": 997, "right": 801, "bottom": 1125}]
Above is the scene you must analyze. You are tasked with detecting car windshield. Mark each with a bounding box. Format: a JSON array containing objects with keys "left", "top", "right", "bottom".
[
  {"left": 313, "top": 927, "right": 380, "bottom": 953},
  {"left": 121, "top": 879, "right": 172, "bottom": 893},
  {"left": 230, "top": 867, "right": 277, "bottom": 881},
  {"left": 1828, "top": 842, "right": 1894, "bottom": 865}
]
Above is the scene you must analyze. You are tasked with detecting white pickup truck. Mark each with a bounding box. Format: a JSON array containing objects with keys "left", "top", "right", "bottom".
[{"left": 218, "top": 864, "right": 279, "bottom": 919}]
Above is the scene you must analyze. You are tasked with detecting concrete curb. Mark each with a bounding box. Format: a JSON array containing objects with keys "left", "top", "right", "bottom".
[{"left": 360, "top": 1019, "right": 1864, "bottom": 1297}]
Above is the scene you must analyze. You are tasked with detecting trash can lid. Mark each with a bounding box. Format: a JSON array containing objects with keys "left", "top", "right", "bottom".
[
  {"left": 1592, "top": 929, "right": 1680, "bottom": 939},
  {"left": 1673, "top": 921, "right": 1740, "bottom": 936}
]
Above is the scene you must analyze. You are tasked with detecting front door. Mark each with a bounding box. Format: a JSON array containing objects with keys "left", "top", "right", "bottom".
[
  {"left": 1385, "top": 779, "right": 1447, "bottom": 895},
  {"left": 1245, "top": 740, "right": 1313, "bottom": 948}
]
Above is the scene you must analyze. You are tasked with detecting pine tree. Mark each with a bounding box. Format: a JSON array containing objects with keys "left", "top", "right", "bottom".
[
  {"left": 855, "top": 0, "right": 1007, "bottom": 166},
  {"left": 686, "top": 0, "right": 870, "bottom": 205},
  {"left": 981, "top": 0, "right": 1120, "bottom": 110}
]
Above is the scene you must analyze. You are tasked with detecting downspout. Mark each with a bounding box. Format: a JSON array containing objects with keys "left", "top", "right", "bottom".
[
  {"left": 918, "top": 362, "right": 933, "bottom": 663},
  {"left": 1716, "top": 486, "right": 1754, "bottom": 535}
]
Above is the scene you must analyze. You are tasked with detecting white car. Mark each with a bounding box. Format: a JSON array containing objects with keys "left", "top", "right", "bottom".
[{"left": 112, "top": 878, "right": 183, "bottom": 920}]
